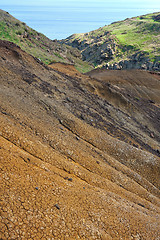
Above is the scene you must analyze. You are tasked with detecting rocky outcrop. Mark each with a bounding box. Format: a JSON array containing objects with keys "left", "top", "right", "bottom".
[
  {"left": 64, "top": 33, "right": 117, "bottom": 65},
  {"left": 64, "top": 33, "right": 160, "bottom": 71},
  {"left": 153, "top": 13, "right": 160, "bottom": 22},
  {"left": 105, "top": 52, "right": 160, "bottom": 71},
  {"left": 61, "top": 12, "right": 160, "bottom": 72}
]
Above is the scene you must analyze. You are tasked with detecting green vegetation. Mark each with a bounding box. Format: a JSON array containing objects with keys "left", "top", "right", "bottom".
[
  {"left": 63, "top": 12, "right": 160, "bottom": 68},
  {"left": 75, "top": 58, "right": 94, "bottom": 73},
  {"left": 54, "top": 52, "right": 64, "bottom": 60},
  {"left": 0, "top": 9, "right": 93, "bottom": 73}
]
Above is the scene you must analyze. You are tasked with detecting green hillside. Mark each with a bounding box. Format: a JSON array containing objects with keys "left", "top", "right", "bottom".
[
  {"left": 0, "top": 9, "right": 93, "bottom": 72},
  {"left": 62, "top": 12, "right": 160, "bottom": 70}
]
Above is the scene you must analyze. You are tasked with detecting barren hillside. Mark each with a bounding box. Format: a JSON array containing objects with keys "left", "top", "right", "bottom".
[{"left": 0, "top": 40, "right": 160, "bottom": 239}]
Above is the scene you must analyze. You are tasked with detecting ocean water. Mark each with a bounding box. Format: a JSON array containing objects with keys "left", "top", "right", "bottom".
[{"left": 1, "top": 1, "right": 160, "bottom": 40}]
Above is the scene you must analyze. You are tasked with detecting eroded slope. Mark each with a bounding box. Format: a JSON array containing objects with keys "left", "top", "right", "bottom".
[{"left": 0, "top": 40, "right": 160, "bottom": 239}]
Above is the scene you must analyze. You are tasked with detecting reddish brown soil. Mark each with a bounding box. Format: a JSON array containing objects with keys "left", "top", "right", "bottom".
[
  {"left": 49, "top": 62, "right": 82, "bottom": 78},
  {"left": 0, "top": 40, "right": 160, "bottom": 239}
]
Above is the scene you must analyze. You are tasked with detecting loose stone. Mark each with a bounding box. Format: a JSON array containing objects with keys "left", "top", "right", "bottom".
[{"left": 55, "top": 204, "right": 60, "bottom": 210}]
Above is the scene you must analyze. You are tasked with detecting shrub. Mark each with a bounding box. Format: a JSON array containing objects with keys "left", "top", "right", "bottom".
[
  {"left": 15, "top": 22, "right": 20, "bottom": 27},
  {"left": 16, "top": 30, "right": 22, "bottom": 35}
]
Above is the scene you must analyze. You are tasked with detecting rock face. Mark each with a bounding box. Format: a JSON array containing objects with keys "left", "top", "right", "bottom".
[
  {"left": 63, "top": 32, "right": 117, "bottom": 66},
  {"left": 63, "top": 33, "right": 160, "bottom": 71},
  {"left": 0, "top": 40, "right": 160, "bottom": 239},
  {"left": 61, "top": 12, "right": 160, "bottom": 71},
  {"left": 106, "top": 52, "right": 160, "bottom": 71}
]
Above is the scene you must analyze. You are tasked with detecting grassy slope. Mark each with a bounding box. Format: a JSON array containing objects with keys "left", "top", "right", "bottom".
[
  {"left": 0, "top": 9, "right": 93, "bottom": 72},
  {"left": 106, "top": 13, "right": 160, "bottom": 62},
  {"left": 63, "top": 12, "right": 160, "bottom": 68}
]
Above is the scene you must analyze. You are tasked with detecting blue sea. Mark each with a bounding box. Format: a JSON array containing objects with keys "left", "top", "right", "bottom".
[{"left": 1, "top": 1, "right": 160, "bottom": 40}]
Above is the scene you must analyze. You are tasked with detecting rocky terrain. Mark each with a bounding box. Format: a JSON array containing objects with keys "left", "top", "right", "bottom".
[
  {"left": 62, "top": 12, "right": 160, "bottom": 71},
  {"left": 0, "top": 39, "right": 160, "bottom": 239},
  {"left": 0, "top": 9, "right": 93, "bottom": 73}
]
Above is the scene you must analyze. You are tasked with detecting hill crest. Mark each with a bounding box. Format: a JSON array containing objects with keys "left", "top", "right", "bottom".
[
  {"left": 0, "top": 9, "right": 93, "bottom": 73},
  {"left": 61, "top": 12, "right": 160, "bottom": 71}
]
